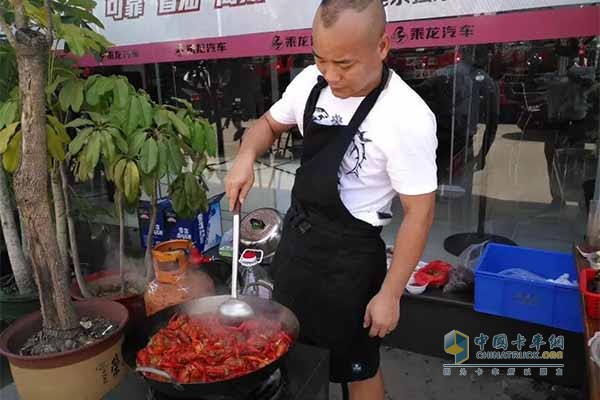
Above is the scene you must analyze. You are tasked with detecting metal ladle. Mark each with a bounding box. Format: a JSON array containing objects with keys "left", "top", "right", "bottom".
[{"left": 218, "top": 203, "right": 255, "bottom": 326}]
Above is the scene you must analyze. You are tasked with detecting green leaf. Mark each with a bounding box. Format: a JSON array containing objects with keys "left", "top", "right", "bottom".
[
  {"left": 157, "top": 140, "right": 168, "bottom": 178},
  {"left": 101, "top": 132, "right": 116, "bottom": 163},
  {"left": 167, "top": 138, "right": 184, "bottom": 174},
  {"left": 127, "top": 96, "right": 142, "bottom": 134},
  {"left": 113, "top": 78, "right": 130, "bottom": 109},
  {"left": 110, "top": 129, "right": 128, "bottom": 154},
  {"left": 47, "top": 115, "right": 70, "bottom": 144},
  {"left": 154, "top": 109, "right": 170, "bottom": 127},
  {"left": 87, "top": 112, "right": 108, "bottom": 125},
  {"left": 170, "top": 186, "right": 187, "bottom": 217},
  {"left": 139, "top": 96, "right": 154, "bottom": 128},
  {"left": 141, "top": 175, "right": 155, "bottom": 197},
  {"left": 128, "top": 130, "right": 146, "bottom": 156},
  {"left": 202, "top": 120, "right": 217, "bottom": 157},
  {"left": 68, "top": 128, "right": 91, "bottom": 155},
  {"left": 0, "top": 102, "right": 18, "bottom": 127},
  {"left": 24, "top": 0, "right": 49, "bottom": 27},
  {"left": 191, "top": 122, "right": 206, "bottom": 154},
  {"left": 46, "top": 76, "right": 68, "bottom": 97},
  {"left": 184, "top": 173, "right": 202, "bottom": 211},
  {"left": 113, "top": 158, "right": 128, "bottom": 189},
  {"left": 67, "top": 0, "right": 98, "bottom": 10},
  {"left": 173, "top": 97, "right": 195, "bottom": 113},
  {"left": 85, "top": 134, "right": 102, "bottom": 170},
  {"left": 193, "top": 154, "right": 208, "bottom": 176},
  {"left": 2, "top": 131, "right": 21, "bottom": 173},
  {"left": 86, "top": 78, "right": 101, "bottom": 106},
  {"left": 0, "top": 122, "right": 20, "bottom": 154},
  {"left": 168, "top": 112, "right": 190, "bottom": 138},
  {"left": 123, "top": 161, "right": 140, "bottom": 203},
  {"left": 60, "top": 25, "right": 87, "bottom": 57},
  {"left": 47, "top": 125, "right": 67, "bottom": 161},
  {"left": 65, "top": 118, "right": 94, "bottom": 129},
  {"left": 109, "top": 103, "right": 128, "bottom": 129},
  {"left": 95, "top": 76, "right": 115, "bottom": 97},
  {"left": 59, "top": 79, "right": 84, "bottom": 112},
  {"left": 140, "top": 138, "right": 159, "bottom": 174}
]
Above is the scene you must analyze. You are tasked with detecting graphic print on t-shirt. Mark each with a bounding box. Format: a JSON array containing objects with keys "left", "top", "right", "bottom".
[
  {"left": 346, "top": 130, "right": 371, "bottom": 177},
  {"left": 331, "top": 114, "right": 343, "bottom": 126},
  {"left": 313, "top": 107, "right": 329, "bottom": 122}
]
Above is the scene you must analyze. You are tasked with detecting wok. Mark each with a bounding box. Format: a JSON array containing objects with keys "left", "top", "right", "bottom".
[{"left": 132, "top": 295, "right": 299, "bottom": 399}]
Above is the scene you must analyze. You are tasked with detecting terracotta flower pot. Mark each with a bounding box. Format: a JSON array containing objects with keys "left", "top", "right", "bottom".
[
  {"left": 70, "top": 270, "right": 146, "bottom": 331},
  {"left": 0, "top": 299, "right": 129, "bottom": 400}
]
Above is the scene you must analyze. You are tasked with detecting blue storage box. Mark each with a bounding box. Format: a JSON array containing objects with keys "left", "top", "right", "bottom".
[
  {"left": 137, "top": 198, "right": 170, "bottom": 248},
  {"left": 162, "top": 192, "right": 225, "bottom": 252},
  {"left": 139, "top": 193, "right": 224, "bottom": 253},
  {"left": 474, "top": 244, "right": 583, "bottom": 333}
]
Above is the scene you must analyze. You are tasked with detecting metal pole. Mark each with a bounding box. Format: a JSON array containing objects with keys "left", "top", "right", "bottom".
[
  {"left": 449, "top": 45, "right": 459, "bottom": 185},
  {"left": 594, "top": 36, "right": 600, "bottom": 201},
  {"left": 154, "top": 63, "right": 163, "bottom": 105}
]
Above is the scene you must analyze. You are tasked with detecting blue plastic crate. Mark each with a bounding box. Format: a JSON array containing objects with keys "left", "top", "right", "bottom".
[
  {"left": 162, "top": 192, "right": 225, "bottom": 252},
  {"left": 474, "top": 244, "right": 583, "bottom": 333},
  {"left": 137, "top": 198, "right": 170, "bottom": 249}
]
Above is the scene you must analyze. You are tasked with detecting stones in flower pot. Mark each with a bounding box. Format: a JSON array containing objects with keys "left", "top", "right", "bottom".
[{"left": 0, "top": 299, "right": 129, "bottom": 400}]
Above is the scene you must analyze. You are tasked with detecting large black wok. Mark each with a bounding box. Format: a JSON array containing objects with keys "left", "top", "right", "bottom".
[{"left": 131, "top": 295, "right": 300, "bottom": 399}]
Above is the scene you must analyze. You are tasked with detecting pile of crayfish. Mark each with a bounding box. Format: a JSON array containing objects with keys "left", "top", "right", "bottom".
[{"left": 137, "top": 313, "right": 292, "bottom": 384}]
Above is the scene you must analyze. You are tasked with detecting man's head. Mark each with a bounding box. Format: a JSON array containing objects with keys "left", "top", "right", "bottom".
[{"left": 313, "top": 0, "right": 390, "bottom": 98}]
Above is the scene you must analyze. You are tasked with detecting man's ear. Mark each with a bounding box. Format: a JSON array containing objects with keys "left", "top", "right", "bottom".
[{"left": 379, "top": 33, "right": 391, "bottom": 61}]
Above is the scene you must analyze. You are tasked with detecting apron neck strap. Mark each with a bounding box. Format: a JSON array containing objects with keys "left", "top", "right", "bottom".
[{"left": 345, "top": 65, "right": 390, "bottom": 133}]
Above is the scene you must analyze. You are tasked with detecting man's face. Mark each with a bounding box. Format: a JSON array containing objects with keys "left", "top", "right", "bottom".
[{"left": 312, "top": 9, "right": 389, "bottom": 99}]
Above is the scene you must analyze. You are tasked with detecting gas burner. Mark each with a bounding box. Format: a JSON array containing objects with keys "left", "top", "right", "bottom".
[{"left": 148, "top": 369, "right": 285, "bottom": 400}]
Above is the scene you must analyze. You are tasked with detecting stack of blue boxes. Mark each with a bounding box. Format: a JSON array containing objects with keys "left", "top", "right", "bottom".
[{"left": 138, "top": 192, "right": 225, "bottom": 253}]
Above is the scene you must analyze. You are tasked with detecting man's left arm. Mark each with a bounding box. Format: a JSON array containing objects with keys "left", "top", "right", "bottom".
[{"left": 363, "top": 191, "right": 435, "bottom": 338}]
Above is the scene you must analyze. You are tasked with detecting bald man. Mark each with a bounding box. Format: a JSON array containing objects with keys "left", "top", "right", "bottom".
[{"left": 225, "top": 1, "right": 437, "bottom": 398}]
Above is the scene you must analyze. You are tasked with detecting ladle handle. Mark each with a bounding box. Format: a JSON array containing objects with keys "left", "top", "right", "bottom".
[{"left": 231, "top": 202, "right": 241, "bottom": 299}]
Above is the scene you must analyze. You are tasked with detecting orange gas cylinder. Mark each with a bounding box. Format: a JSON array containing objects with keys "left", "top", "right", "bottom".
[{"left": 144, "top": 240, "right": 215, "bottom": 316}]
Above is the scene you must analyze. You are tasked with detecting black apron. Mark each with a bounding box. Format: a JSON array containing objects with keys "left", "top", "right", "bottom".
[{"left": 272, "top": 67, "right": 390, "bottom": 383}]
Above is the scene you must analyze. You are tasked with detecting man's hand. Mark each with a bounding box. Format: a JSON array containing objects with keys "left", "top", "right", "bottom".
[
  {"left": 225, "top": 151, "right": 255, "bottom": 211},
  {"left": 224, "top": 113, "right": 294, "bottom": 211},
  {"left": 363, "top": 289, "right": 400, "bottom": 338}
]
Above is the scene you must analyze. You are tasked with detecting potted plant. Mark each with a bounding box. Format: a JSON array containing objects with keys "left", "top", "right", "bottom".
[
  {"left": 0, "top": 1, "right": 129, "bottom": 399},
  {"left": 66, "top": 77, "right": 216, "bottom": 327}
]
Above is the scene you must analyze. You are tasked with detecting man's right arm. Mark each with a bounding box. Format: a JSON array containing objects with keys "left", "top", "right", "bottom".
[
  {"left": 238, "top": 112, "right": 294, "bottom": 161},
  {"left": 225, "top": 112, "right": 294, "bottom": 210}
]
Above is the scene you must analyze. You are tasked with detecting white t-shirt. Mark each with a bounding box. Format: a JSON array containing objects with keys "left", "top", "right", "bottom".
[{"left": 269, "top": 65, "right": 438, "bottom": 226}]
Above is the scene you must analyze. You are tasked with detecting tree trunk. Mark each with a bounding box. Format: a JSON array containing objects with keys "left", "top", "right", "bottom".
[
  {"left": 51, "top": 163, "right": 70, "bottom": 284},
  {"left": 0, "top": 163, "right": 34, "bottom": 294},
  {"left": 13, "top": 32, "right": 78, "bottom": 338},
  {"left": 60, "top": 163, "right": 92, "bottom": 298},
  {"left": 145, "top": 180, "right": 157, "bottom": 283},
  {"left": 116, "top": 191, "right": 126, "bottom": 296},
  {"left": 19, "top": 208, "right": 30, "bottom": 263}
]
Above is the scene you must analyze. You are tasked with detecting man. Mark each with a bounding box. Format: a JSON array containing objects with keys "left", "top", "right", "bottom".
[{"left": 225, "top": 1, "right": 437, "bottom": 398}]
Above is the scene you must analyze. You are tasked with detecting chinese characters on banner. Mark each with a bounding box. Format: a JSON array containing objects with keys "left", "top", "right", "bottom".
[
  {"left": 271, "top": 35, "right": 313, "bottom": 51},
  {"left": 176, "top": 41, "right": 228, "bottom": 56},
  {"left": 158, "top": 0, "right": 201, "bottom": 15},
  {"left": 393, "top": 23, "right": 475, "bottom": 44},
  {"left": 214, "top": 0, "right": 265, "bottom": 8},
  {"left": 105, "top": 0, "right": 268, "bottom": 20},
  {"left": 106, "top": 0, "right": 145, "bottom": 20}
]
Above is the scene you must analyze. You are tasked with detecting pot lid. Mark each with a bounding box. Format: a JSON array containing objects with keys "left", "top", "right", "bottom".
[{"left": 240, "top": 208, "right": 282, "bottom": 242}]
